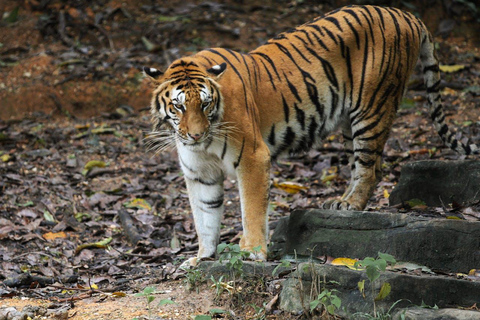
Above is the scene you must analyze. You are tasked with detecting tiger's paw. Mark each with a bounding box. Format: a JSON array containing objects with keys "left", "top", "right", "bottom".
[
  {"left": 322, "top": 199, "right": 361, "bottom": 211},
  {"left": 246, "top": 250, "right": 267, "bottom": 262},
  {"left": 179, "top": 257, "right": 198, "bottom": 270},
  {"left": 239, "top": 243, "right": 267, "bottom": 262}
]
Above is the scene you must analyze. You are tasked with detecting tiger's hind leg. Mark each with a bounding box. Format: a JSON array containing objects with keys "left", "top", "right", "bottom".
[{"left": 323, "top": 103, "right": 396, "bottom": 211}]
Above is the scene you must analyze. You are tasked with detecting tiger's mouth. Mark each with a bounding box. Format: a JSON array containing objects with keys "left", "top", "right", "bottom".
[{"left": 178, "top": 133, "right": 212, "bottom": 148}]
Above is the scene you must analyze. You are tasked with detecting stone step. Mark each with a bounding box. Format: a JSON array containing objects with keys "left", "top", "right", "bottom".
[
  {"left": 269, "top": 209, "right": 480, "bottom": 273},
  {"left": 279, "top": 263, "right": 480, "bottom": 318}
]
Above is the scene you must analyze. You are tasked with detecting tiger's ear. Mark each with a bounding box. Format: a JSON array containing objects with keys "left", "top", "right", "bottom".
[
  {"left": 143, "top": 66, "right": 164, "bottom": 85},
  {"left": 206, "top": 62, "right": 227, "bottom": 79}
]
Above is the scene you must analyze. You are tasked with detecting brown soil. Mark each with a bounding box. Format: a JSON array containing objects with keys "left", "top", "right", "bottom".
[{"left": 2, "top": 281, "right": 219, "bottom": 320}]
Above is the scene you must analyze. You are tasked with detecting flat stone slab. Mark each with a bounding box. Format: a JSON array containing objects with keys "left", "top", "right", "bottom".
[
  {"left": 393, "top": 307, "right": 480, "bottom": 320},
  {"left": 389, "top": 160, "right": 480, "bottom": 207},
  {"left": 279, "top": 263, "right": 480, "bottom": 318},
  {"left": 269, "top": 210, "right": 480, "bottom": 273},
  {"left": 196, "top": 260, "right": 281, "bottom": 278}
]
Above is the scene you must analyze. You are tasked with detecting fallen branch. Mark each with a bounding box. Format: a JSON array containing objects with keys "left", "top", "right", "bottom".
[{"left": 2, "top": 273, "right": 77, "bottom": 288}]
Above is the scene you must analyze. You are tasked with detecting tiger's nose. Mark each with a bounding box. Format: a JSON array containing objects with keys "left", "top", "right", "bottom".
[{"left": 188, "top": 132, "right": 203, "bottom": 141}]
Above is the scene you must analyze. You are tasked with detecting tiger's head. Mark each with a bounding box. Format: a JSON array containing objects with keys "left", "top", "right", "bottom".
[{"left": 144, "top": 59, "right": 227, "bottom": 151}]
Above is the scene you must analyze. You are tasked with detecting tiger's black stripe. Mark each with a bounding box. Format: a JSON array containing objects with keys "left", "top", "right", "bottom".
[
  {"left": 233, "top": 138, "right": 246, "bottom": 169},
  {"left": 268, "top": 125, "right": 276, "bottom": 146},
  {"left": 283, "top": 72, "right": 302, "bottom": 103},
  {"left": 305, "top": 24, "right": 330, "bottom": 51},
  {"left": 200, "top": 197, "right": 224, "bottom": 209},
  {"left": 257, "top": 59, "right": 277, "bottom": 91},
  {"left": 250, "top": 52, "right": 282, "bottom": 81},
  {"left": 343, "top": 17, "right": 360, "bottom": 50},
  {"left": 325, "top": 16, "right": 343, "bottom": 32},
  {"left": 206, "top": 49, "right": 251, "bottom": 116},
  {"left": 350, "top": 29, "right": 370, "bottom": 115},
  {"left": 294, "top": 104, "right": 305, "bottom": 130},
  {"left": 282, "top": 94, "right": 290, "bottom": 122},
  {"left": 272, "top": 126, "right": 296, "bottom": 159},
  {"left": 322, "top": 26, "right": 338, "bottom": 44},
  {"left": 221, "top": 135, "right": 228, "bottom": 160}
]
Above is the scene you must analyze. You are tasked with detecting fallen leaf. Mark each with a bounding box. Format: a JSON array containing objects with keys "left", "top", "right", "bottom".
[
  {"left": 112, "top": 291, "right": 127, "bottom": 298},
  {"left": 272, "top": 180, "right": 308, "bottom": 194},
  {"left": 358, "top": 280, "right": 365, "bottom": 298},
  {"left": 17, "top": 201, "right": 34, "bottom": 207},
  {"left": 390, "top": 261, "right": 434, "bottom": 274},
  {"left": 383, "top": 189, "right": 390, "bottom": 199},
  {"left": 43, "top": 231, "right": 67, "bottom": 241},
  {"left": 331, "top": 257, "right": 358, "bottom": 269},
  {"left": 321, "top": 167, "right": 338, "bottom": 184},
  {"left": 84, "top": 160, "right": 106, "bottom": 170},
  {"left": 439, "top": 64, "right": 465, "bottom": 73},
  {"left": 124, "top": 198, "right": 152, "bottom": 210},
  {"left": 1, "top": 154, "right": 11, "bottom": 162},
  {"left": 74, "top": 124, "right": 91, "bottom": 130},
  {"left": 141, "top": 36, "right": 157, "bottom": 52},
  {"left": 91, "top": 126, "right": 115, "bottom": 134},
  {"left": 406, "top": 198, "right": 427, "bottom": 208},
  {"left": 446, "top": 216, "right": 462, "bottom": 220},
  {"left": 75, "top": 237, "right": 113, "bottom": 254},
  {"left": 468, "top": 269, "right": 480, "bottom": 280},
  {"left": 375, "top": 282, "right": 391, "bottom": 301},
  {"left": 43, "top": 210, "right": 56, "bottom": 222}
]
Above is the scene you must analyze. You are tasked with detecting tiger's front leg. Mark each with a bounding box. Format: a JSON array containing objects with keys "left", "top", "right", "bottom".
[
  {"left": 236, "top": 142, "right": 270, "bottom": 261},
  {"left": 179, "top": 153, "right": 224, "bottom": 267}
]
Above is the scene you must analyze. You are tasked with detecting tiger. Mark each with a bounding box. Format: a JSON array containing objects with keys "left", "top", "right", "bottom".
[{"left": 143, "top": 5, "right": 479, "bottom": 266}]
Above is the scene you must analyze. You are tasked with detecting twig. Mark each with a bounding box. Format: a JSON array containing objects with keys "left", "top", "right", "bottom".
[
  {"left": 50, "top": 292, "right": 93, "bottom": 302},
  {"left": 112, "top": 247, "right": 155, "bottom": 259},
  {"left": 88, "top": 23, "right": 115, "bottom": 50},
  {"left": 58, "top": 10, "right": 75, "bottom": 47},
  {"left": 48, "top": 283, "right": 125, "bottom": 294},
  {"left": 10, "top": 251, "right": 54, "bottom": 260}
]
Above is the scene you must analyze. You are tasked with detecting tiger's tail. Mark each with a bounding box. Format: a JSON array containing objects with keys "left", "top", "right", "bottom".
[{"left": 419, "top": 31, "right": 479, "bottom": 155}]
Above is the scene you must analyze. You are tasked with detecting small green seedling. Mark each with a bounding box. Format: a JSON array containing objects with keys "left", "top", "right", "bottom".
[
  {"left": 310, "top": 287, "right": 342, "bottom": 317},
  {"left": 354, "top": 252, "right": 396, "bottom": 317},
  {"left": 133, "top": 286, "right": 175, "bottom": 320}
]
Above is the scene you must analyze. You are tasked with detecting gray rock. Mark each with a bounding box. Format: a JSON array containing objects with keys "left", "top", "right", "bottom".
[
  {"left": 197, "top": 260, "right": 287, "bottom": 279},
  {"left": 393, "top": 307, "right": 480, "bottom": 320},
  {"left": 389, "top": 160, "right": 480, "bottom": 207},
  {"left": 279, "top": 263, "right": 480, "bottom": 318},
  {"left": 269, "top": 209, "right": 480, "bottom": 273}
]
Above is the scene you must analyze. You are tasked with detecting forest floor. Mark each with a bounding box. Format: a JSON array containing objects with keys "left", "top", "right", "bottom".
[{"left": 1, "top": 1, "right": 480, "bottom": 319}]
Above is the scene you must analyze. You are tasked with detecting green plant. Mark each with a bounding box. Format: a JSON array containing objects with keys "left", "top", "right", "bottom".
[
  {"left": 184, "top": 267, "right": 205, "bottom": 293},
  {"left": 354, "top": 252, "right": 397, "bottom": 318},
  {"left": 248, "top": 302, "right": 267, "bottom": 320},
  {"left": 217, "top": 243, "right": 251, "bottom": 279},
  {"left": 192, "top": 308, "right": 230, "bottom": 320},
  {"left": 272, "top": 259, "right": 292, "bottom": 277},
  {"left": 354, "top": 299, "right": 406, "bottom": 320},
  {"left": 310, "top": 288, "right": 342, "bottom": 317},
  {"left": 133, "top": 286, "right": 175, "bottom": 320},
  {"left": 298, "top": 248, "right": 342, "bottom": 319},
  {"left": 210, "top": 275, "right": 231, "bottom": 297}
]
